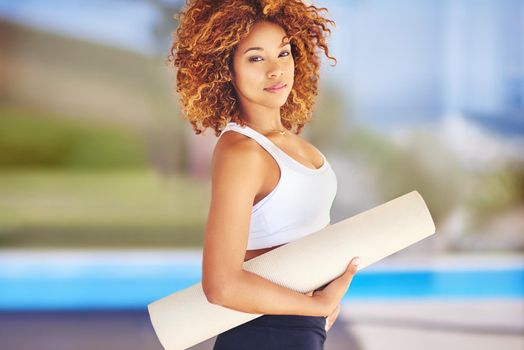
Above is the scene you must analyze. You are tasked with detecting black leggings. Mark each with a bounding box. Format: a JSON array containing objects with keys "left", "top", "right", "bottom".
[{"left": 213, "top": 314, "right": 327, "bottom": 350}]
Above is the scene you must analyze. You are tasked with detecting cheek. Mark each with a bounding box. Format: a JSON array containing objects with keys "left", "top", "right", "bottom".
[
  {"left": 235, "top": 64, "right": 266, "bottom": 92},
  {"left": 286, "top": 60, "right": 295, "bottom": 77}
]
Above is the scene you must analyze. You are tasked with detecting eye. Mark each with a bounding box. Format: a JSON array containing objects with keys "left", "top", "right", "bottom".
[{"left": 248, "top": 50, "right": 291, "bottom": 63}]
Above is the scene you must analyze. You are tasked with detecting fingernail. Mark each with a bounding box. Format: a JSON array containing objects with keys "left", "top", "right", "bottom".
[{"left": 353, "top": 257, "right": 360, "bottom": 266}]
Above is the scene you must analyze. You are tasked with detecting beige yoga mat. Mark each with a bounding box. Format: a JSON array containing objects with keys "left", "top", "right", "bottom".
[{"left": 148, "top": 190, "right": 436, "bottom": 350}]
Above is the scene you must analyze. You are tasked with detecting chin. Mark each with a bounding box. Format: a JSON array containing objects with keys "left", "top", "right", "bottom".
[
  {"left": 261, "top": 95, "right": 290, "bottom": 108},
  {"left": 260, "top": 101, "right": 287, "bottom": 109}
]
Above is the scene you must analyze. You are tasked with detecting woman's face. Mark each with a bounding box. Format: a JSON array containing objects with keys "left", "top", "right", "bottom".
[{"left": 230, "top": 20, "right": 294, "bottom": 110}]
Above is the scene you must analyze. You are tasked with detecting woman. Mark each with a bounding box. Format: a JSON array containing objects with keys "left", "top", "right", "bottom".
[{"left": 168, "top": 0, "right": 360, "bottom": 349}]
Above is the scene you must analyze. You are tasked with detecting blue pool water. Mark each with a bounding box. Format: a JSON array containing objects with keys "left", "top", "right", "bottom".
[{"left": 0, "top": 253, "right": 522, "bottom": 310}]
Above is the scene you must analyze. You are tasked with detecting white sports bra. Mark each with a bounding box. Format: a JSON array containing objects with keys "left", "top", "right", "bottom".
[{"left": 218, "top": 121, "right": 338, "bottom": 250}]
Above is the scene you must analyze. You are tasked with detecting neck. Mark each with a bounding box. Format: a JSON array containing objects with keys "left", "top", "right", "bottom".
[{"left": 238, "top": 105, "right": 284, "bottom": 132}]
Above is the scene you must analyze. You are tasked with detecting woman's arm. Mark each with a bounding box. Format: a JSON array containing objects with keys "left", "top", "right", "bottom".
[
  {"left": 202, "top": 133, "right": 325, "bottom": 316},
  {"left": 213, "top": 268, "right": 325, "bottom": 316}
]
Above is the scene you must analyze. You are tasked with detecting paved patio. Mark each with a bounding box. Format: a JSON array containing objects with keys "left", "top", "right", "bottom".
[{"left": 0, "top": 299, "right": 522, "bottom": 350}]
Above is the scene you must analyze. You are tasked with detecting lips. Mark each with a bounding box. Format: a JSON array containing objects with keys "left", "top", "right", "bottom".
[{"left": 264, "top": 82, "right": 287, "bottom": 92}]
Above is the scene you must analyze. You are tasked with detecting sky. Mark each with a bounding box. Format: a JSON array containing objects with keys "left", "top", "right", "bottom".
[{"left": 0, "top": 0, "right": 164, "bottom": 55}]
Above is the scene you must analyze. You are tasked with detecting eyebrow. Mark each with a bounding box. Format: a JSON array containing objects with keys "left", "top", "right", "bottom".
[{"left": 243, "top": 40, "right": 291, "bottom": 55}]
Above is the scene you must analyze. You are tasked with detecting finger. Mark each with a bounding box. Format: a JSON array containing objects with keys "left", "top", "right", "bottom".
[
  {"left": 346, "top": 257, "right": 360, "bottom": 275},
  {"left": 328, "top": 305, "right": 339, "bottom": 320},
  {"left": 327, "top": 305, "right": 340, "bottom": 332},
  {"left": 329, "top": 303, "right": 340, "bottom": 317},
  {"left": 342, "top": 258, "right": 360, "bottom": 285},
  {"left": 350, "top": 257, "right": 360, "bottom": 270},
  {"left": 333, "top": 305, "right": 340, "bottom": 319}
]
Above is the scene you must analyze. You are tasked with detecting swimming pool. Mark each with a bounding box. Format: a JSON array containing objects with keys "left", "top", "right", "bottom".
[{"left": 0, "top": 250, "right": 522, "bottom": 310}]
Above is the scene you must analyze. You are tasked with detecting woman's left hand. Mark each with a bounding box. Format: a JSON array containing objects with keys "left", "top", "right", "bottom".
[{"left": 324, "top": 303, "right": 340, "bottom": 332}]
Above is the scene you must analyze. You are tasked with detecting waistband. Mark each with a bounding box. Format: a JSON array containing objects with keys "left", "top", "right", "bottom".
[{"left": 246, "top": 314, "right": 326, "bottom": 330}]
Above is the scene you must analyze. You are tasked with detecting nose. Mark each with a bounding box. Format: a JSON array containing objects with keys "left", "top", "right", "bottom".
[{"left": 267, "top": 60, "right": 284, "bottom": 79}]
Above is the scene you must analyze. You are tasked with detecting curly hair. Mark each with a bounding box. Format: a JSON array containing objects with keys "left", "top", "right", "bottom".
[{"left": 167, "top": 0, "right": 337, "bottom": 137}]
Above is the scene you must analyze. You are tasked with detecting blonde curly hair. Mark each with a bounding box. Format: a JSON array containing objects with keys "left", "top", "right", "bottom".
[{"left": 167, "top": 0, "right": 337, "bottom": 136}]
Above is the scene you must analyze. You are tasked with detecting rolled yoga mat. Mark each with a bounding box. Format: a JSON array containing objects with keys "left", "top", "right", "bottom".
[{"left": 148, "top": 190, "right": 436, "bottom": 350}]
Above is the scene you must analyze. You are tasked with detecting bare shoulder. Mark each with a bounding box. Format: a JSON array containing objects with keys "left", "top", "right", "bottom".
[{"left": 212, "top": 130, "right": 266, "bottom": 178}]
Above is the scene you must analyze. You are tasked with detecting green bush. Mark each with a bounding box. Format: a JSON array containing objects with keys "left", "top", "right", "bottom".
[{"left": 0, "top": 107, "right": 147, "bottom": 169}]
